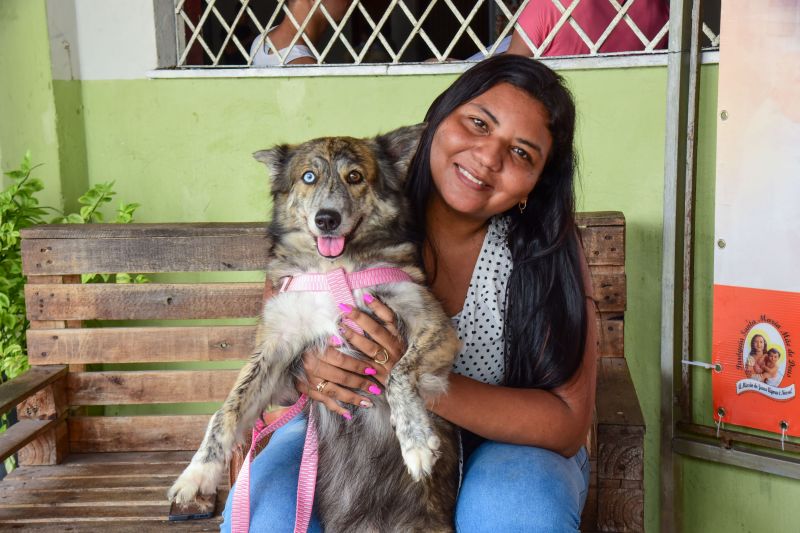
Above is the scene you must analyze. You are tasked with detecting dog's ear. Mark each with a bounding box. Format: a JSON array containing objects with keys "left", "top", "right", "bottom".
[
  {"left": 253, "top": 145, "right": 292, "bottom": 193},
  {"left": 373, "top": 123, "right": 426, "bottom": 184}
]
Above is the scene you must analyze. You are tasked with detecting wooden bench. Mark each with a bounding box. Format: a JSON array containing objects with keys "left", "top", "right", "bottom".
[{"left": 0, "top": 212, "right": 643, "bottom": 531}]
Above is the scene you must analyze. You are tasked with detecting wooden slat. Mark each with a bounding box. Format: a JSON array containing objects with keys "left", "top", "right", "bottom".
[
  {"left": 26, "top": 283, "right": 263, "bottom": 321},
  {"left": 598, "top": 315, "right": 624, "bottom": 358},
  {"left": 0, "top": 419, "right": 56, "bottom": 463},
  {"left": 597, "top": 481, "right": 644, "bottom": 532},
  {"left": 68, "top": 370, "right": 240, "bottom": 405},
  {"left": 576, "top": 211, "right": 625, "bottom": 227},
  {"left": 21, "top": 235, "right": 271, "bottom": 275},
  {"left": 596, "top": 358, "right": 645, "bottom": 427},
  {"left": 580, "top": 224, "right": 624, "bottom": 266},
  {"left": 0, "top": 366, "right": 67, "bottom": 416},
  {"left": 0, "top": 487, "right": 191, "bottom": 506},
  {"left": 68, "top": 415, "right": 211, "bottom": 452},
  {"left": 20, "top": 214, "right": 622, "bottom": 276},
  {"left": 25, "top": 265, "right": 622, "bottom": 324},
  {"left": 590, "top": 265, "right": 626, "bottom": 313},
  {"left": 59, "top": 451, "right": 195, "bottom": 465},
  {"left": 27, "top": 326, "right": 255, "bottom": 365},
  {"left": 19, "top": 213, "right": 622, "bottom": 240},
  {"left": 598, "top": 425, "right": 645, "bottom": 482},
  {"left": 0, "top": 520, "right": 222, "bottom": 531},
  {"left": 20, "top": 222, "right": 268, "bottom": 239},
  {"left": 6, "top": 462, "right": 188, "bottom": 480},
  {"left": 0, "top": 474, "right": 179, "bottom": 491}
]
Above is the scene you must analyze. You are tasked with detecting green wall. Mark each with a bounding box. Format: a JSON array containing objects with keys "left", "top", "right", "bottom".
[
  {"left": 0, "top": 0, "right": 63, "bottom": 209},
  {"left": 3, "top": 1, "right": 800, "bottom": 531}
]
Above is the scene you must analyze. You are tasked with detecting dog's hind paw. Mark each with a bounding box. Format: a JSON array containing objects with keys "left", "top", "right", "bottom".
[{"left": 167, "top": 461, "right": 221, "bottom": 504}]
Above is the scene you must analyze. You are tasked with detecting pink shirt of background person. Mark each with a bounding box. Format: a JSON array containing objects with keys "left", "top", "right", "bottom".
[{"left": 507, "top": 0, "right": 669, "bottom": 57}]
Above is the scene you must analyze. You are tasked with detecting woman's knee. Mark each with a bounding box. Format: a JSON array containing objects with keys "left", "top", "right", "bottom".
[{"left": 455, "top": 442, "right": 588, "bottom": 533}]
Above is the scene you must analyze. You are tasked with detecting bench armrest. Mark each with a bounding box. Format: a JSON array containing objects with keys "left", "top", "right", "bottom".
[{"left": 0, "top": 365, "right": 68, "bottom": 464}]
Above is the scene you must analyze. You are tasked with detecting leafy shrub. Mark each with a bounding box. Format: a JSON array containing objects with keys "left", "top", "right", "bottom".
[{"left": 0, "top": 152, "right": 143, "bottom": 471}]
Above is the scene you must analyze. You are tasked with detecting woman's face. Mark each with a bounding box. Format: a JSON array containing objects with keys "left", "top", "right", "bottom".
[
  {"left": 429, "top": 82, "right": 553, "bottom": 222},
  {"left": 754, "top": 335, "right": 766, "bottom": 352}
]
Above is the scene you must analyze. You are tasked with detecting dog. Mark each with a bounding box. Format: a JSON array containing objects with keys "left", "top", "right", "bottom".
[{"left": 168, "top": 125, "right": 461, "bottom": 532}]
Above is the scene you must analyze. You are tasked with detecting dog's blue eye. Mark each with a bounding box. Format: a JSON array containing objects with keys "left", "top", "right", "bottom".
[{"left": 302, "top": 171, "right": 317, "bottom": 184}]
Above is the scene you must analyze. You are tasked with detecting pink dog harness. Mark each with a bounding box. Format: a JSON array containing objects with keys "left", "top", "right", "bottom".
[{"left": 230, "top": 266, "right": 413, "bottom": 533}]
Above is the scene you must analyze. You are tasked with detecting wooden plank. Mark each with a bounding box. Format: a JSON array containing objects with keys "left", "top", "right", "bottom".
[
  {"left": 26, "top": 267, "right": 621, "bottom": 322},
  {"left": 597, "top": 425, "right": 644, "bottom": 482},
  {"left": 20, "top": 222, "right": 268, "bottom": 239},
  {"left": 58, "top": 451, "right": 196, "bottom": 465},
  {"left": 26, "top": 283, "right": 263, "bottom": 321},
  {"left": 20, "top": 214, "right": 621, "bottom": 276},
  {"left": 576, "top": 211, "right": 625, "bottom": 227},
  {"left": 7, "top": 462, "right": 188, "bottom": 480},
  {"left": 0, "top": 520, "right": 222, "bottom": 531},
  {"left": 597, "top": 487, "right": 644, "bottom": 532},
  {"left": 68, "top": 370, "right": 239, "bottom": 405},
  {"left": 596, "top": 358, "right": 645, "bottom": 427},
  {"left": 0, "top": 366, "right": 67, "bottom": 416},
  {"left": 591, "top": 265, "right": 626, "bottom": 313},
  {"left": 0, "top": 503, "right": 206, "bottom": 521},
  {"left": 598, "top": 315, "right": 623, "bottom": 358},
  {"left": 27, "top": 326, "right": 255, "bottom": 365},
  {"left": 68, "top": 415, "right": 210, "bottom": 453},
  {"left": 0, "top": 419, "right": 56, "bottom": 463},
  {"left": 19, "top": 213, "right": 621, "bottom": 239},
  {"left": 580, "top": 224, "right": 624, "bottom": 266},
  {"left": 16, "top": 378, "right": 69, "bottom": 466},
  {"left": 21, "top": 235, "right": 271, "bottom": 276},
  {"left": 0, "top": 474, "right": 180, "bottom": 491},
  {"left": 0, "top": 487, "right": 177, "bottom": 506}
]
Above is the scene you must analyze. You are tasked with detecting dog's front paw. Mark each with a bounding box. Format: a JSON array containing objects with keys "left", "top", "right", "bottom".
[
  {"left": 168, "top": 461, "right": 222, "bottom": 504},
  {"left": 398, "top": 427, "right": 441, "bottom": 481}
]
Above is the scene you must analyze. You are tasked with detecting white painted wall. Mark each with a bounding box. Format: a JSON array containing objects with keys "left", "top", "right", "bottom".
[{"left": 47, "top": 0, "right": 173, "bottom": 81}]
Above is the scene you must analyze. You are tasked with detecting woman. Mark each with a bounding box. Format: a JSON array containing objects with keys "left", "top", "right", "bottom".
[
  {"left": 745, "top": 334, "right": 769, "bottom": 380},
  {"left": 249, "top": 0, "right": 351, "bottom": 67},
  {"left": 223, "top": 55, "right": 597, "bottom": 532}
]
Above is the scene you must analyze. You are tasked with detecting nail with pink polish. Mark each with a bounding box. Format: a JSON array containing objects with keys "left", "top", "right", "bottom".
[
  {"left": 329, "top": 335, "right": 342, "bottom": 347},
  {"left": 360, "top": 400, "right": 373, "bottom": 408},
  {"left": 342, "top": 411, "right": 353, "bottom": 420},
  {"left": 363, "top": 293, "right": 375, "bottom": 304},
  {"left": 338, "top": 303, "right": 353, "bottom": 313},
  {"left": 368, "top": 385, "right": 382, "bottom": 395},
  {"left": 364, "top": 367, "right": 377, "bottom": 376}
]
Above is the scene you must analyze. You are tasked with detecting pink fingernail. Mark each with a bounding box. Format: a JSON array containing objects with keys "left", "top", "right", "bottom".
[
  {"left": 329, "top": 335, "right": 342, "bottom": 346},
  {"left": 364, "top": 367, "right": 377, "bottom": 376},
  {"left": 368, "top": 385, "right": 382, "bottom": 395},
  {"left": 338, "top": 303, "right": 353, "bottom": 313},
  {"left": 363, "top": 293, "right": 375, "bottom": 304},
  {"left": 360, "top": 400, "right": 373, "bottom": 408},
  {"left": 342, "top": 411, "right": 352, "bottom": 420}
]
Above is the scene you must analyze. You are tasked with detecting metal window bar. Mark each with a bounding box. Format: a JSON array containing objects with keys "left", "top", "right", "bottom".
[{"left": 174, "top": 0, "right": 721, "bottom": 68}]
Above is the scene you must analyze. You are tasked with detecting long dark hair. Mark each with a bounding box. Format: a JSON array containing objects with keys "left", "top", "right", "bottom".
[{"left": 406, "top": 55, "right": 587, "bottom": 390}]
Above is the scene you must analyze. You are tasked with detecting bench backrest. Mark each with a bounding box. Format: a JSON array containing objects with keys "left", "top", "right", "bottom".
[{"left": 20, "top": 212, "right": 625, "bottom": 454}]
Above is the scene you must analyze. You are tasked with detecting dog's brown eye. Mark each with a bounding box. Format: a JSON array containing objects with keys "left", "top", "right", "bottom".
[{"left": 346, "top": 170, "right": 364, "bottom": 184}]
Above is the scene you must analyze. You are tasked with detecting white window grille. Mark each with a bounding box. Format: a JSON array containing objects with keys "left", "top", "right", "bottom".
[{"left": 173, "top": 0, "right": 720, "bottom": 69}]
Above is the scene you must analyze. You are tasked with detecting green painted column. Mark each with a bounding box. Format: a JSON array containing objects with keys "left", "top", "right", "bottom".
[{"left": 0, "top": 0, "right": 63, "bottom": 210}]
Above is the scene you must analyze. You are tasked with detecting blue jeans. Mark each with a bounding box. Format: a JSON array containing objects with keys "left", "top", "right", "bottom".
[{"left": 221, "top": 415, "right": 590, "bottom": 532}]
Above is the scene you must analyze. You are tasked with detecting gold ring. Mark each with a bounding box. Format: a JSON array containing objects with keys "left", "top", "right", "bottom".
[
  {"left": 373, "top": 348, "right": 390, "bottom": 365},
  {"left": 316, "top": 380, "right": 330, "bottom": 393}
]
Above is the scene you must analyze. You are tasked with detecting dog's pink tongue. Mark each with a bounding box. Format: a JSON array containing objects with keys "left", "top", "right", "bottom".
[{"left": 317, "top": 236, "right": 345, "bottom": 257}]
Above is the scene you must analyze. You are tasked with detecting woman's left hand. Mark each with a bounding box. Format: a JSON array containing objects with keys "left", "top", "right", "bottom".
[{"left": 338, "top": 293, "right": 406, "bottom": 386}]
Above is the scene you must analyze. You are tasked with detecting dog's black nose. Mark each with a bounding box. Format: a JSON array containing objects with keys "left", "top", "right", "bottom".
[{"left": 315, "top": 210, "right": 341, "bottom": 231}]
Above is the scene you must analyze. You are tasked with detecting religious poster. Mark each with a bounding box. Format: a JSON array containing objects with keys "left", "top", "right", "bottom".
[{"left": 711, "top": 0, "right": 800, "bottom": 436}]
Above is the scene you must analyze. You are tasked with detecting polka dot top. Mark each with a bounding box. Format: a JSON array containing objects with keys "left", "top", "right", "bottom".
[{"left": 451, "top": 216, "right": 512, "bottom": 385}]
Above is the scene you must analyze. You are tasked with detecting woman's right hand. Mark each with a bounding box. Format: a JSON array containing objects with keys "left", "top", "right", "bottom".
[{"left": 296, "top": 341, "right": 382, "bottom": 420}]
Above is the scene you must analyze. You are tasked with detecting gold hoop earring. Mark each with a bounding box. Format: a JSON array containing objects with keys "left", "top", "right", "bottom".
[{"left": 518, "top": 199, "right": 527, "bottom": 214}]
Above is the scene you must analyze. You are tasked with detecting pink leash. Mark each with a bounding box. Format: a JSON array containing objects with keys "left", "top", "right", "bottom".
[{"left": 230, "top": 266, "right": 412, "bottom": 532}]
